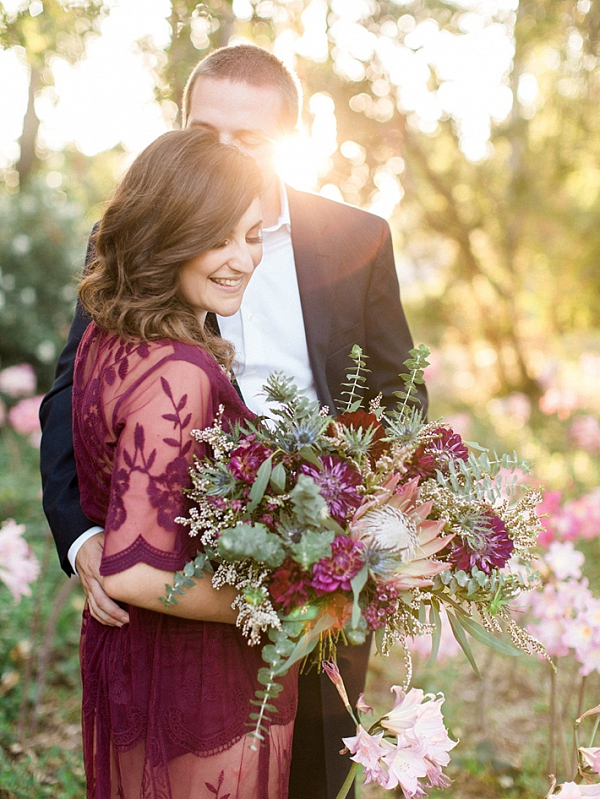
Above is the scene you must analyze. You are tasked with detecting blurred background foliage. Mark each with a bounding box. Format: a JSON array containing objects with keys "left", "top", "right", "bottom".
[
  {"left": 1, "top": 0, "right": 598, "bottom": 494},
  {"left": 1, "top": 1, "right": 600, "bottom": 796}
]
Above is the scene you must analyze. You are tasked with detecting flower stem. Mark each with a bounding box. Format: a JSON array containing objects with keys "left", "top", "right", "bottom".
[{"left": 335, "top": 762, "right": 359, "bottom": 799}]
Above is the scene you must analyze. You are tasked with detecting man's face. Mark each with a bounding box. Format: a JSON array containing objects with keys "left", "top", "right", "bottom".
[{"left": 186, "top": 77, "right": 287, "bottom": 198}]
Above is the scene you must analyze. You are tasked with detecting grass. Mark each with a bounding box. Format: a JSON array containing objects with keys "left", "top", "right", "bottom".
[{"left": 0, "top": 428, "right": 597, "bottom": 799}]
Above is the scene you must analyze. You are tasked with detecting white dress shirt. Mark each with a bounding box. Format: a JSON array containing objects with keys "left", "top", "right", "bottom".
[{"left": 217, "top": 181, "right": 318, "bottom": 416}]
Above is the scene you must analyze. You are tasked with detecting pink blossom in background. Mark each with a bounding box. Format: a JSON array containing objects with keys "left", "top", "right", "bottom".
[
  {"left": 544, "top": 541, "right": 585, "bottom": 581},
  {"left": 536, "top": 490, "right": 600, "bottom": 546},
  {"left": 0, "top": 363, "right": 36, "bottom": 397},
  {"left": 524, "top": 578, "right": 592, "bottom": 659},
  {"left": 0, "top": 519, "right": 39, "bottom": 602},
  {"left": 562, "top": 597, "right": 600, "bottom": 676},
  {"left": 569, "top": 415, "right": 600, "bottom": 455},
  {"left": 442, "top": 413, "right": 471, "bottom": 439},
  {"left": 7, "top": 395, "right": 43, "bottom": 446},
  {"left": 564, "top": 491, "right": 600, "bottom": 541},
  {"left": 539, "top": 387, "right": 580, "bottom": 420}
]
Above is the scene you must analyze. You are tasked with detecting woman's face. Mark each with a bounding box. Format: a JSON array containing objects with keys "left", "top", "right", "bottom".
[{"left": 178, "top": 197, "right": 262, "bottom": 323}]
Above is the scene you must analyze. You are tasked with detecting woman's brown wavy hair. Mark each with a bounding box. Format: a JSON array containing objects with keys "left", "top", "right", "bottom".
[{"left": 78, "top": 127, "right": 262, "bottom": 368}]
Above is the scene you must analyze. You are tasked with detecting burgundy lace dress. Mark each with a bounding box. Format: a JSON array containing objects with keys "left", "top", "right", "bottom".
[{"left": 72, "top": 324, "right": 298, "bottom": 799}]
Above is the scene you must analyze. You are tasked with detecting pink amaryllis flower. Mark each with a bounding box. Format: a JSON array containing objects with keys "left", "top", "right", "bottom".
[
  {"left": 381, "top": 686, "right": 457, "bottom": 795},
  {"left": 350, "top": 476, "right": 452, "bottom": 590},
  {"left": 580, "top": 747, "right": 600, "bottom": 776},
  {"left": 550, "top": 783, "right": 600, "bottom": 798},
  {"left": 0, "top": 519, "right": 40, "bottom": 602},
  {"left": 342, "top": 725, "right": 390, "bottom": 787}
]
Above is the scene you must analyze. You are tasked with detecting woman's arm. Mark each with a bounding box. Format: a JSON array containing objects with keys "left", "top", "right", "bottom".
[{"left": 104, "top": 562, "right": 238, "bottom": 624}]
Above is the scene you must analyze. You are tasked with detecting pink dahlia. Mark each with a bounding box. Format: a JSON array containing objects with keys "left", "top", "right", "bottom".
[
  {"left": 311, "top": 536, "right": 364, "bottom": 595},
  {"left": 300, "top": 455, "right": 362, "bottom": 523},
  {"left": 447, "top": 510, "right": 514, "bottom": 573},
  {"left": 228, "top": 437, "right": 273, "bottom": 484}
]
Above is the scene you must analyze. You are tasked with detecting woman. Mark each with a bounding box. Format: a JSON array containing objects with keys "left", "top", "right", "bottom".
[{"left": 72, "top": 128, "right": 298, "bottom": 799}]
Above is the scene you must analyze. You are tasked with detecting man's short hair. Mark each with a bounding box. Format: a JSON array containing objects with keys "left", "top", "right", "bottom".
[{"left": 182, "top": 44, "right": 301, "bottom": 134}]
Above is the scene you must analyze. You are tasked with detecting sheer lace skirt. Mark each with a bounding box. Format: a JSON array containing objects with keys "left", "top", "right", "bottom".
[{"left": 81, "top": 608, "right": 298, "bottom": 799}]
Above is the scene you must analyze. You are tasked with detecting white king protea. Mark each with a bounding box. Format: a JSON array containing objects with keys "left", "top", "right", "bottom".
[{"left": 350, "top": 476, "right": 452, "bottom": 590}]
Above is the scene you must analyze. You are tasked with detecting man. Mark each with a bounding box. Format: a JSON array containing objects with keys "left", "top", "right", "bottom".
[{"left": 39, "top": 44, "right": 426, "bottom": 799}]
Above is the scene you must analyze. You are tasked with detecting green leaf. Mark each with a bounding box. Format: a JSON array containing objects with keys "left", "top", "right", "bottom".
[
  {"left": 269, "top": 461, "right": 287, "bottom": 494},
  {"left": 426, "top": 602, "right": 442, "bottom": 668},
  {"left": 272, "top": 613, "right": 337, "bottom": 676},
  {"left": 350, "top": 563, "right": 369, "bottom": 629},
  {"left": 297, "top": 445, "right": 323, "bottom": 470},
  {"left": 446, "top": 609, "right": 481, "bottom": 678},
  {"left": 454, "top": 609, "right": 521, "bottom": 657},
  {"left": 247, "top": 455, "right": 273, "bottom": 513}
]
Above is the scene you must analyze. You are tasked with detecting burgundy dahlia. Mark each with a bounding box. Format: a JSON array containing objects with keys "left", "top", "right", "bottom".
[
  {"left": 406, "top": 427, "right": 469, "bottom": 482},
  {"left": 300, "top": 455, "right": 362, "bottom": 523},
  {"left": 447, "top": 510, "right": 514, "bottom": 574},
  {"left": 228, "top": 437, "right": 273, "bottom": 484},
  {"left": 311, "top": 536, "right": 365, "bottom": 595},
  {"left": 269, "top": 557, "right": 312, "bottom": 612}
]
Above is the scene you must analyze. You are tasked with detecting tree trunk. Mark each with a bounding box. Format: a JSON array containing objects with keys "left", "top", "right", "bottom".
[{"left": 15, "top": 63, "right": 41, "bottom": 185}]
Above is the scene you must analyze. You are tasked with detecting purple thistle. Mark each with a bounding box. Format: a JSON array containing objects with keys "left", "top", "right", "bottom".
[
  {"left": 448, "top": 510, "right": 514, "bottom": 573},
  {"left": 300, "top": 455, "right": 362, "bottom": 523},
  {"left": 311, "top": 536, "right": 365, "bottom": 595}
]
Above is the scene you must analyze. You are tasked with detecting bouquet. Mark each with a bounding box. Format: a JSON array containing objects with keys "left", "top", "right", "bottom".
[{"left": 165, "top": 345, "right": 545, "bottom": 796}]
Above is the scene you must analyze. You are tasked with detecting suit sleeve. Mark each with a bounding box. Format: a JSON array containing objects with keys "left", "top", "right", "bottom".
[
  {"left": 364, "top": 218, "right": 428, "bottom": 415},
  {"left": 39, "top": 230, "right": 96, "bottom": 575}
]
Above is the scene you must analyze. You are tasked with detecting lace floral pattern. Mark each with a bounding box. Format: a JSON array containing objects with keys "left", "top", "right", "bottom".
[{"left": 73, "top": 325, "right": 298, "bottom": 798}]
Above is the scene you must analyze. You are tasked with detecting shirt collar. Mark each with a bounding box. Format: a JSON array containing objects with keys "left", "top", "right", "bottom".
[{"left": 263, "top": 178, "right": 291, "bottom": 234}]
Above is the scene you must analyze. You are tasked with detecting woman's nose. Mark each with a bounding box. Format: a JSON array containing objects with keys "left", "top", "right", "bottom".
[{"left": 229, "top": 242, "right": 259, "bottom": 273}]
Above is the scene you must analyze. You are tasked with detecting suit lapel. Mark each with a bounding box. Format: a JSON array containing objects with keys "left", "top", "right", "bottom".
[{"left": 287, "top": 186, "right": 336, "bottom": 409}]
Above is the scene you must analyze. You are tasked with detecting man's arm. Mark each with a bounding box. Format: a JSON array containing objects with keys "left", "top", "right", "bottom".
[
  {"left": 39, "top": 303, "right": 94, "bottom": 574},
  {"left": 363, "top": 218, "right": 428, "bottom": 415}
]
